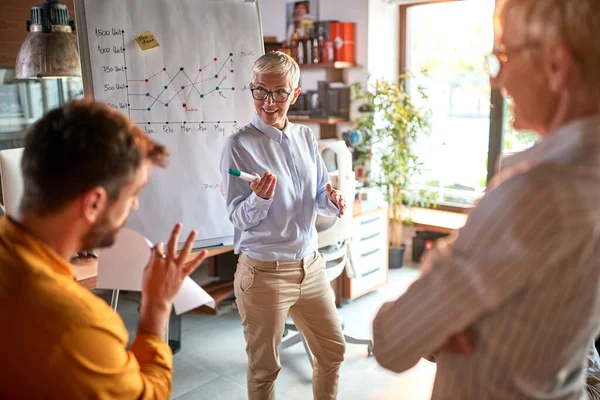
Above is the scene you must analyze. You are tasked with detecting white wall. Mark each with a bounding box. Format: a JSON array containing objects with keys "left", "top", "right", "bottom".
[
  {"left": 257, "top": 0, "right": 288, "bottom": 39},
  {"left": 367, "top": 0, "right": 400, "bottom": 81}
]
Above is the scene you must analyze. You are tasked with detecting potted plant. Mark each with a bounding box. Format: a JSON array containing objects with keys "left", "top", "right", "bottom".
[{"left": 351, "top": 76, "right": 430, "bottom": 268}]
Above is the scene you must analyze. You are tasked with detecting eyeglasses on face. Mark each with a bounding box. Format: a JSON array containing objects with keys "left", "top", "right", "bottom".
[
  {"left": 484, "top": 42, "right": 541, "bottom": 78},
  {"left": 250, "top": 87, "right": 293, "bottom": 103},
  {"left": 484, "top": 52, "right": 506, "bottom": 79}
]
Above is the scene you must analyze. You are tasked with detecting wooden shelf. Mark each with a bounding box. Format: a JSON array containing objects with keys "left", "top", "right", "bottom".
[
  {"left": 288, "top": 116, "right": 349, "bottom": 125},
  {"left": 299, "top": 61, "right": 357, "bottom": 70},
  {"left": 72, "top": 256, "right": 98, "bottom": 290}
]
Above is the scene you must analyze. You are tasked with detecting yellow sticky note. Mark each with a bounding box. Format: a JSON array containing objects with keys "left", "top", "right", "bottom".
[{"left": 133, "top": 31, "right": 160, "bottom": 51}]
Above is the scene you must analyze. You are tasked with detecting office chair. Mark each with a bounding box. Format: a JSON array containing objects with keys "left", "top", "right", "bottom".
[
  {"left": 96, "top": 228, "right": 182, "bottom": 347},
  {"left": 0, "top": 148, "right": 24, "bottom": 216},
  {"left": 95, "top": 227, "right": 154, "bottom": 311}
]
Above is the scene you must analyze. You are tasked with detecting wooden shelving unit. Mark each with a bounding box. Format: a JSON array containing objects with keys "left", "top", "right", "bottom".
[
  {"left": 288, "top": 116, "right": 350, "bottom": 125},
  {"left": 298, "top": 61, "right": 357, "bottom": 70},
  {"left": 292, "top": 62, "right": 358, "bottom": 138}
]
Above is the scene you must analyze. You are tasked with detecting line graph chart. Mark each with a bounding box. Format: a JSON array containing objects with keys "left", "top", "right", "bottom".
[
  {"left": 88, "top": 27, "right": 257, "bottom": 132},
  {"left": 127, "top": 55, "right": 236, "bottom": 112}
]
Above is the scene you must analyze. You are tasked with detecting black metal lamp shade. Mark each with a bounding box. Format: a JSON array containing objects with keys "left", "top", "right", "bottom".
[{"left": 15, "top": 0, "right": 81, "bottom": 79}]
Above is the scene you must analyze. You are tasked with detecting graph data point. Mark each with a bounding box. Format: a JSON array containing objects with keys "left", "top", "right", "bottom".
[
  {"left": 183, "top": 121, "right": 187, "bottom": 124},
  {"left": 180, "top": 67, "right": 184, "bottom": 71},
  {"left": 215, "top": 74, "right": 218, "bottom": 78},
  {"left": 166, "top": 122, "right": 168, "bottom": 124},
  {"left": 230, "top": 69, "right": 234, "bottom": 73},
  {"left": 199, "top": 69, "right": 202, "bottom": 72},
  {"left": 124, "top": 67, "right": 127, "bottom": 70},
  {"left": 122, "top": 30, "right": 125, "bottom": 33},
  {"left": 200, "top": 94, "right": 204, "bottom": 98},
  {"left": 147, "top": 108, "right": 151, "bottom": 111},
  {"left": 230, "top": 52, "right": 233, "bottom": 56},
  {"left": 145, "top": 79, "right": 148, "bottom": 82},
  {"left": 182, "top": 103, "right": 187, "bottom": 108},
  {"left": 217, "top": 121, "right": 220, "bottom": 124},
  {"left": 163, "top": 68, "right": 166, "bottom": 71},
  {"left": 127, "top": 103, "right": 130, "bottom": 106},
  {"left": 164, "top": 86, "right": 168, "bottom": 89},
  {"left": 232, "top": 87, "right": 235, "bottom": 90},
  {"left": 165, "top": 103, "right": 169, "bottom": 107},
  {"left": 148, "top": 122, "right": 151, "bottom": 125},
  {"left": 216, "top": 87, "right": 219, "bottom": 90},
  {"left": 214, "top": 58, "right": 217, "bottom": 61},
  {"left": 126, "top": 85, "right": 128, "bottom": 88},
  {"left": 146, "top": 93, "right": 150, "bottom": 96},
  {"left": 181, "top": 86, "right": 185, "bottom": 89}
]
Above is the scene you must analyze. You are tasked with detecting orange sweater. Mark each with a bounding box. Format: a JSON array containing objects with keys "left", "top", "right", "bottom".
[{"left": 0, "top": 217, "right": 173, "bottom": 399}]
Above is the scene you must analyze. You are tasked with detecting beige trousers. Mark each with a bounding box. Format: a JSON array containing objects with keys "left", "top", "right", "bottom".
[{"left": 234, "top": 251, "right": 345, "bottom": 400}]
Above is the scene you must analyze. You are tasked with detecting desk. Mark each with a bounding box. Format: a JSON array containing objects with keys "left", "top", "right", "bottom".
[
  {"left": 406, "top": 207, "right": 468, "bottom": 235},
  {"left": 72, "top": 256, "right": 98, "bottom": 290},
  {"left": 401, "top": 208, "right": 468, "bottom": 263},
  {"left": 72, "top": 246, "right": 235, "bottom": 311}
]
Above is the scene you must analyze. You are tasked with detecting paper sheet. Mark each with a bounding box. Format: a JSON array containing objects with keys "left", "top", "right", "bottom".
[{"left": 95, "top": 227, "right": 215, "bottom": 314}]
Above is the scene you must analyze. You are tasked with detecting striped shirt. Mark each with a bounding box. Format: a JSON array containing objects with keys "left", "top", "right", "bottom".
[
  {"left": 587, "top": 342, "right": 600, "bottom": 399},
  {"left": 373, "top": 116, "right": 600, "bottom": 399}
]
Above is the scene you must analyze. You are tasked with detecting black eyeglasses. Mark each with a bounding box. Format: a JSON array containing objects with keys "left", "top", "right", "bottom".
[{"left": 250, "top": 87, "right": 293, "bottom": 103}]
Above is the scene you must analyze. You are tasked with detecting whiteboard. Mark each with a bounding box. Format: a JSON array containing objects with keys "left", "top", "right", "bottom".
[{"left": 74, "top": 0, "right": 264, "bottom": 248}]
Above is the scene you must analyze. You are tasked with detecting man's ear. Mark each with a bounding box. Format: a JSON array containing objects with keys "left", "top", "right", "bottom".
[
  {"left": 544, "top": 43, "right": 574, "bottom": 93},
  {"left": 81, "top": 186, "right": 108, "bottom": 224},
  {"left": 290, "top": 87, "right": 302, "bottom": 105}
]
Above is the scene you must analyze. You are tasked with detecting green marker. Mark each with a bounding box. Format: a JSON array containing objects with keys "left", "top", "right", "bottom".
[{"left": 228, "top": 168, "right": 258, "bottom": 182}]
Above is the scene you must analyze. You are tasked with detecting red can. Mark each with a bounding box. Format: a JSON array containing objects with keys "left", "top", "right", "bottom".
[{"left": 330, "top": 22, "right": 356, "bottom": 63}]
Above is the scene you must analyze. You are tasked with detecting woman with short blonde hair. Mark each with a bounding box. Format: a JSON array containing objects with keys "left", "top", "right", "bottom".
[{"left": 221, "top": 51, "right": 347, "bottom": 400}]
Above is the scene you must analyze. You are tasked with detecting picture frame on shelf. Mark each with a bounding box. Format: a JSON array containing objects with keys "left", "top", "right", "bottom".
[{"left": 285, "top": 0, "right": 320, "bottom": 42}]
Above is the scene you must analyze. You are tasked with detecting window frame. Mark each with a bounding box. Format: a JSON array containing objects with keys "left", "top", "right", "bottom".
[{"left": 398, "top": 0, "right": 505, "bottom": 210}]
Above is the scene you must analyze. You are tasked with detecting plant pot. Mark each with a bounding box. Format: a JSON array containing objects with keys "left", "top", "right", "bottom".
[
  {"left": 412, "top": 230, "right": 448, "bottom": 262},
  {"left": 389, "top": 244, "right": 406, "bottom": 269}
]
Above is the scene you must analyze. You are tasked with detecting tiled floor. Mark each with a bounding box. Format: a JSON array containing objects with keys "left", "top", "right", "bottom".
[{"left": 104, "top": 266, "right": 436, "bottom": 399}]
